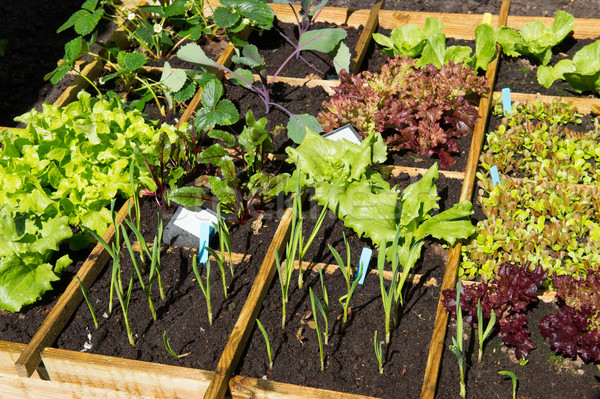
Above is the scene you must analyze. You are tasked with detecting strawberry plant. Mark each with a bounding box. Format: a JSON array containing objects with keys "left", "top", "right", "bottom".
[{"left": 318, "top": 56, "right": 488, "bottom": 168}]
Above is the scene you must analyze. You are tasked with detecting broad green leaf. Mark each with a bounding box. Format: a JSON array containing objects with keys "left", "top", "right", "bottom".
[
  {"left": 74, "top": 8, "right": 103, "bottom": 36},
  {"left": 496, "top": 27, "right": 523, "bottom": 57},
  {"left": 287, "top": 114, "right": 323, "bottom": 144},
  {"left": 232, "top": 44, "right": 264, "bottom": 68},
  {"left": 57, "top": 10, "right": 88, "bottom": 33},
  {"left": 298, "top": 28, "right": 347, "bottom": 53},
  {"left": 213, "top": 6, "right": 239, "bottom": 28},
  {"left": 444, "top": 45, "right": 472, "bottom": 64},
  {"left": 117, "top": 51, "right": 146, "bottom": 72},
  {"left": 177, "top": 43, "right": 219, "bottom": 68},
  {"left": 208, "top": 130, "right": 236, "bottom": 147},
  {"left": 161, "top": 61, "right": 188, "bottom": 93},
  {"left": 167, "top": 186, "right": 210, "bottom": 207},
  {"left": 419, "top": 32, "right": 446, "bottom": 68},
  {"left": 474, "top": 23, "right": 496, "bottom": 71},
  {"left": 332, "top": 42, "right": 351, "bottom": 74},
  {"left": 200, "top": 79, "right": 224, "bottom": 109},
  {"left": 64, "top": 36, "right": 84, "bottom": 64},
  {"left": 414, "top": 201, "right": 475, "bottom": 244},
  {"left": 230, "top": 67, "right": 254, "bottom": 88},
  {"left": 0, "top": 257, "right": 59, "bottom": 312}
]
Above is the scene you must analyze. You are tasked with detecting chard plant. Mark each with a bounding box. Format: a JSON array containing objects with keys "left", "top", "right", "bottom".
[
  {"left": 256, "top": 319, "right": 273, "bottom": 369},
  {"left": 317, "top": 56, "right": 488, "bottom": 168},
  {"left": 328, "top": 232, "right": 358, "bottom": 323},
  {"left": 448, "top": 281, "right": 466, "bottom": 399},
  {"left": 309, "top": 287, "right": 326, "bottom": 371},
  {"left": 497, "top": 10, "right": 575, "bottom": 65},
  {"left": 0, "top": 91, "right": 159, "bottom": 312},
  {"left": 177, "top": 19, "right": 350, "bottom": 143},
  {"left": 192, "top": 253, "right": 213, "bottom": 326},
  {"left": 373, "top": 16, "right": 497, "bottom": 71},
  {"left": 166, "top": 110, "right": 289, "bottom": 224}
]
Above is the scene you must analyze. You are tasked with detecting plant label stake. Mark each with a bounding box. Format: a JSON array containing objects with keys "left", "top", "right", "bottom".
[
  {"left": 355, "top": 247, "right": 373, "bottom": 285},
  {"left": 502, "top": 87, "right": 512, "bottom": 115},
  {"left": 323, "top": 124, "right": 362, "bottom": 144},
  {"left": 490, "top": 165, "right": 501, "bottom": 186},
  {"left": 163, "top": 207, "right": 218, "bottom": 258}
]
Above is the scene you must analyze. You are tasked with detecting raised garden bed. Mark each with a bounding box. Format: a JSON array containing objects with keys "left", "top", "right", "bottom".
[{"left": 2, "top": 0, "right": 600, "bottom": 398}]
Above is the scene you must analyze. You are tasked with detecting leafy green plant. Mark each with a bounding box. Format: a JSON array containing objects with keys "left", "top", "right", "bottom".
[
  {"left": 498, "top": 370, "right": 518, "bottom": 399},
  {"left": 256, "top": 318, "right": 273, "bottom": 369},
  {"left": 317, "top": 56, "right": 488, "bottom": 168},
  {"left": 167, "top": 110, "right": 288, "bottom": 224},
  {"left": 0, "top": 91, "right": 164, "bottom": 311},
  {"left": 328, "top": 232, "right": 358, "bottom": 323},
  {"left": 373, "top": 17, "right": 496, "bottom": 71},
  {"left": 373, "top": 330, "right": 385, "bottom": 374},
  {"left": 497, "top": 10, "right": 575, "bottom": 65},
  {"left": 178, "top": 34, "right": 340, "bottom": 143},
  {"left": 192, "top": 253, "right": 212, "bottom": 326},
  {"left": 537, "top": 39, "right": 600, "bottom": 94},
  {"left": 448, "top": 281, "right": 466, "bottom": 399},
  {"left": 163, "top": 331, "right": 191, "bottom": 358},
  {"left": 309, "top": 287, "right": 326, "bottom": 371}
]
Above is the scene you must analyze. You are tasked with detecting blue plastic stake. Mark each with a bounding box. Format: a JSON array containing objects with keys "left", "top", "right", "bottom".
[
  {"left": 490, "top": 165, "right": 500, "bottom": 186},
  {"left": 355, "top": 247, "right": 373, "bottom": 285},
  {"left": 502, "top": 87, "right": 512, "bottom": 115},
  {"left": 198, "top": 223, "right": 216, "bottom": 264}
]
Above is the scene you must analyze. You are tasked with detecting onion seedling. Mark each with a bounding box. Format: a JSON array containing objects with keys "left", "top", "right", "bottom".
[
  {"left": 77, "top": 277, "right": 98, "bottom": 329},
  {"left": 377, "top": 244, "right": 399, "bottom": 345},
  {"left": 498, "top": 370, "right": 518, "bottom": 399},
  {"left": 477, "top": 298, "right": 496, "bottom": 363},
  {"left": 122, "top": 224, "right": 157, "bottom": 320},
  {"left": 309, "top": 287, "right": 326, "bottom": 371},
  {"left": 192, "top": 253, "right": 212, "bottom": 326},
  {"left": 373, "top": 330, "right": 384, "bottom": 374},
  {"left": 449, "top": 280, "right": 466, "bottom": 399},
  {"left": 329, "top": 232, "right": 358, "bottom": 323},
  {"left": 316, "top": 265, "right": 330, "bottom": 345},
  {"left": 163, "top": 331, "right": 190, "bottom": 359},
  {"left": 256, "top": 319, "right": 273, "bottom": 369},
  {"left": 295, "top": 200, "right": 329, "bottom": 290},
  {"left": 206, "top": 204, "right": 232, "bottom": 299}
]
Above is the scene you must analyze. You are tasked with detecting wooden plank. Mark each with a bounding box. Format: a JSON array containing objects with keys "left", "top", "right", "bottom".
[
  {"left": 288, "top": 258, "right": 439, "bottom": 287},
  {"left": 419, "top": 1, "right": 511, "bottom": 398},
  {"left": 42, "top": 347, "right": 213, "bottom": 399},
  {"left": 15, "top": 198, "right": 134, "bottom": 378},
  {"left": 378, "top": 11, "right": 600, "bottom": 40},
  {"left": 499, "top": 91, "right": 600, "bottom": 115},
  {"left": 230, "top": 375, "right": 380, "bottom": 399},
  {"left": 349, "top": 0, "right": 384, "bottom": 75},
  {"left": 0, "top": 374, "right": 147, "bottom": 399},
  {"left": 203, "top": 207, "right": 295, "bottom": 399},
  {"left": 384, "top": 165, "right": 465, "bottom": 180},
  {"left": 0, "top": 341, "right": 45, "bottom": 379},
  {"left": 269, "top": 3, "right": 372, "bottom": 28}
]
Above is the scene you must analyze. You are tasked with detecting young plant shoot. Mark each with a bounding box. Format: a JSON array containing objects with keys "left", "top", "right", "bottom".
[
  {"left": 377, "top": 240, "right": 399, "bottom": 345},
  {"left": 163, "top": 331, "right": 191, "bottom": 359},
  {"left": 309, "top": 287, "right": 326, "bottom": 371},
  {"left": 374, "top": 330, "right": 385, "bottom": 374},
  {"left": 477, "top": 298, "right": 496, "bottom": 363},
  {"left": 498, "top": 370, "right": 518, "bottom": 399},
  {"left": 77, "top": 277, "right": 98, "bottom": 329},
  {"left": 295, "top": 200, "right": 329, "bottom": 289},
  {"left": 192, "top": 253, "right": 212, "bottom": 326},
  {"left": 449, "top": 281, "right": 466, "bottom": 399},
  {"left": 328, "top": 232, "right": 358, "bottom": 323},
  {"left": 316, "top": 265, "right": 330, "bottom": 345},
  {"left": 256, "top": 318, "right": 273, "bottom": 369}
]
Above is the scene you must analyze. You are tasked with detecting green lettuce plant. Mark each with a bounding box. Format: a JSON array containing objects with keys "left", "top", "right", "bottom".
[
  {"left": 0, "top": 91, "right": 165, "bottom": 312},
  {"left": 497, "top": 10, "right": 575, "bottom": 65},
  {"left": 538, "top": 39, "right": 600, "bottom": 94}
]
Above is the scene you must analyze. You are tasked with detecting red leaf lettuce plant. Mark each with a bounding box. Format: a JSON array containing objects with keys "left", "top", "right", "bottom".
[
  {"left": 539, "top": 270, "right": 600, "bottom": 363},
  {"left": 443, "top": 262, "right": 548, "bottom": 360},
  {"left": 318, "top": 56, "right": 488, "bottom": 168}
]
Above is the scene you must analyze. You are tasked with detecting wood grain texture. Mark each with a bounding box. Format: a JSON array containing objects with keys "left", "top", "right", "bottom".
[
  {"left": 500, "top": 91, "right": 600, "bottom": 115},
  {"left": 384, "top": 165, "right": 465, "bottom": 180},
  {"left": 349, "top": 0, "right": 385, "bottom": 75},
  {"left": 269, "top": 3, "right": 372, "bottom": 28},
  {"left": 419, "top": 1, "right": 512, "bottom": 398},
  {"left": 230, "top": 375, "right": 380, "bottom": 399},
  {"left": 15, "top": 198, "right": 134, "bottom": 378},
  {"left": 42, "top": 347, "right": 213, "bottom": 398},
  {"left": 203, "top": 208, "right": 295, "bottom": 399}
]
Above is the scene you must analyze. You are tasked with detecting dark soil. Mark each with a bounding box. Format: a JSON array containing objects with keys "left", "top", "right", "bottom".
[{"left": 2, "top": 1, "right": 600, "bottom": 398}]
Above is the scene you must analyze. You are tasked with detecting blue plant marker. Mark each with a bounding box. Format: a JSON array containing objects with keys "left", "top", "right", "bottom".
[
  {"left": 490, "top": 165, "right": 500, "bottom": 186},
  {"left": 198, "top": 223, "right": 216, "bottom": 264},
  {"left": 355, "top": 247, "right": 373, "bottom": 285},
  {"left": 502, "top": 87, "right": 512, "bottom": 115}
]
